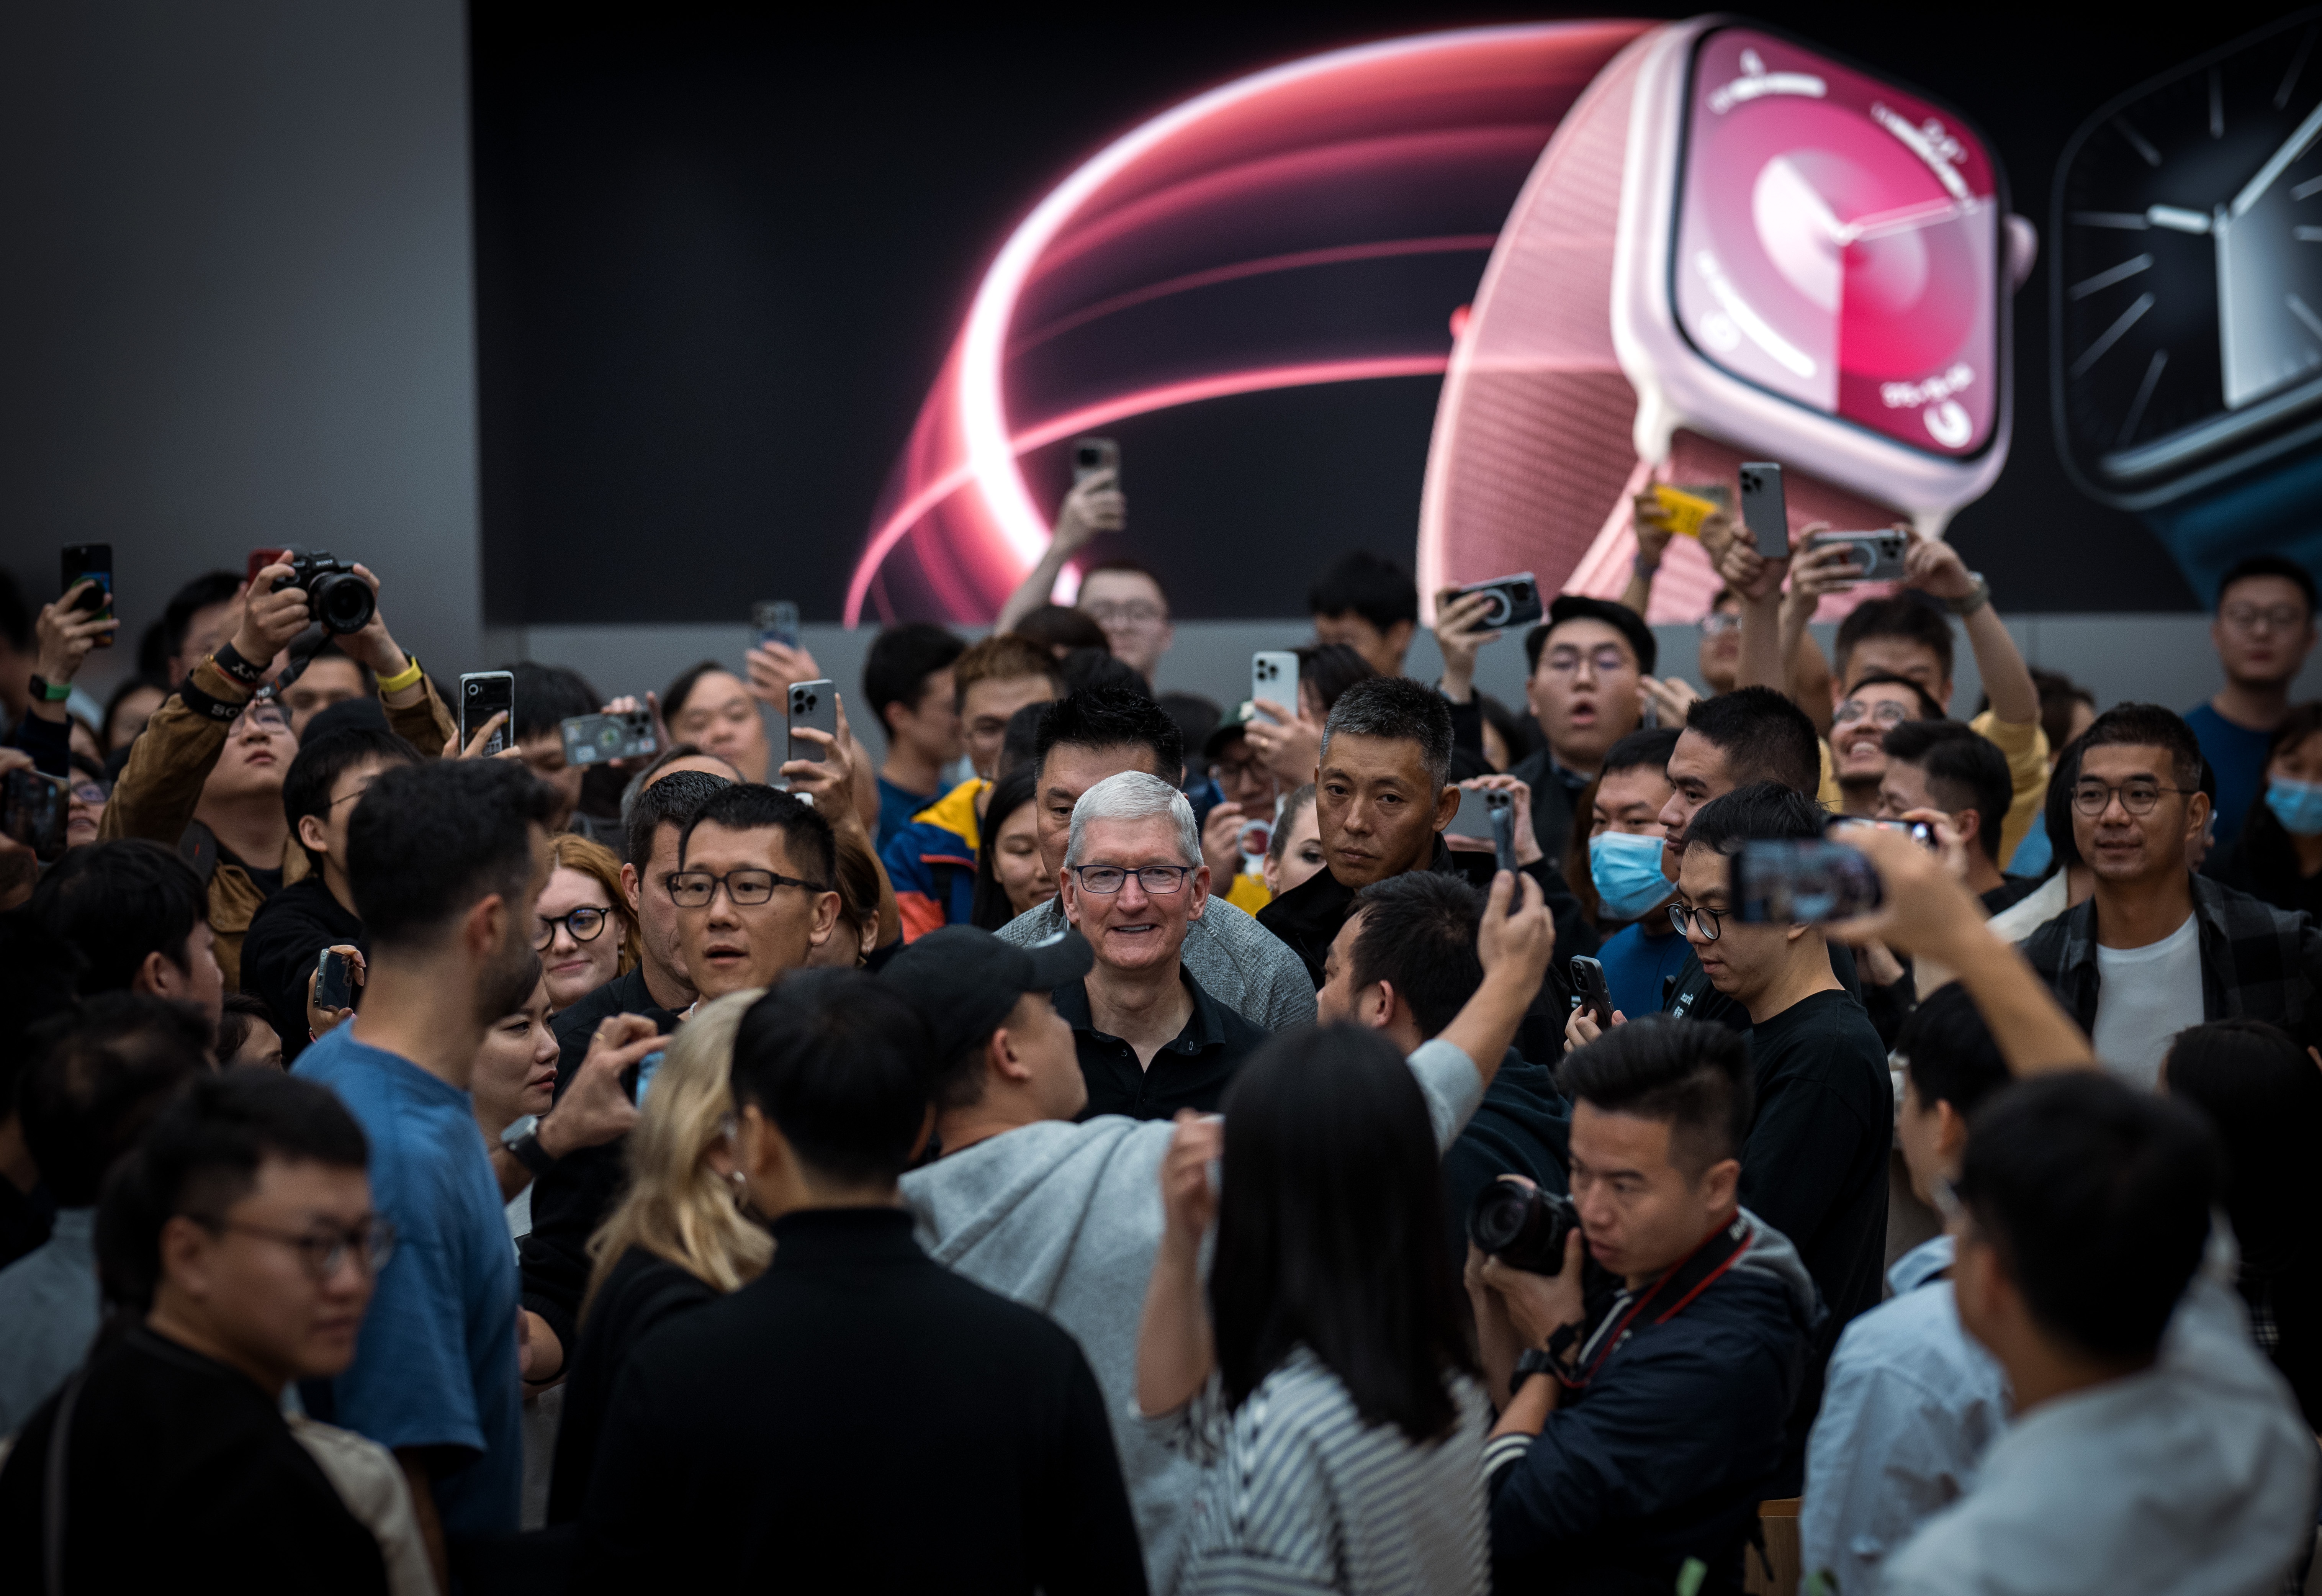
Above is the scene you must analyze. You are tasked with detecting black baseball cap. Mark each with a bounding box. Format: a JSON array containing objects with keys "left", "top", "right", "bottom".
[{"left": 879, "top": 925, "right": 1092, "bottom": 1062}]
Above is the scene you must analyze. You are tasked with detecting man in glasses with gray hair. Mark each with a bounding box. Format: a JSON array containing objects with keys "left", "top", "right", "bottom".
[{"left": 1054, "top": 770, "right": 1268, "bottom": 1119}]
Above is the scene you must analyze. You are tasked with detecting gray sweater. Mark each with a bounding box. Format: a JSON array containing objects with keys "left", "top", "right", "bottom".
[
  {"left": 997, "top": 893, "right": 1317, "bottom": 1031},
  {"left": 900, "top": 1038, "right": 1484, "bottom": 1596}
]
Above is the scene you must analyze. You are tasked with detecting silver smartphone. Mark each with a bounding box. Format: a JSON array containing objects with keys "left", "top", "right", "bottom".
[
  {"left": 1737, "top": 461, "right": 1790, "bottom": 560},
  {"left": 786, "top": 678, "right": 836, "bottom": 768},
  {"left": 1251, "top": 651, "right": 1298, "bottom": 725},
  {"left": 459, "top": 671, "right": 515, "bottom": 756}
]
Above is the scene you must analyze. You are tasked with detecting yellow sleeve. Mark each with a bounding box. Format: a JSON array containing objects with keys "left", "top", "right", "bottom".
[
  {"left": 1816, "top": 736, "right": 1840, "bottom": 811},
  {"left": 1224, "top": 872, "right": 1273, "bottom": 916},
  {"left": 1971, "top": 709, "right": 2050, "bottom": 865}
]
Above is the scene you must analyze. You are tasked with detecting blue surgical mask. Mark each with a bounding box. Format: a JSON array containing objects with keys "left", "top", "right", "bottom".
[
  {"left": 1590, "top": 830, "right": 1675, "bottom": 922},
  {"left": 2267, "top": 778, "right": 2322, "bottom": 837}
]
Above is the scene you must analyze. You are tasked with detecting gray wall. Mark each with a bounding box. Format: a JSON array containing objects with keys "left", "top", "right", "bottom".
[
  {"left": 0, "top": 0, "right": 479, "bottom": 704},
  {"left": 503, "top": 614, "right": 2322, "bottom": 770}
]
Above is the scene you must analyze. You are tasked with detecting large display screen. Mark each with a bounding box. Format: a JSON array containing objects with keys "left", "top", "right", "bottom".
[{"left": 1672, "top": 26, "right": 2001, "bottom": 458}]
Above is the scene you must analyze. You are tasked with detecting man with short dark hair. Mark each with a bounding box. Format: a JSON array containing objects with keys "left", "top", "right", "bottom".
[
  {"left": 0, "top": 1070, "right": 407, "bottom": 1593},
  {"left": 502, "top": 661, "right": 604, "bottom": 833},
  {"left": 896, "top": 877, "right": 1557, "bottom": 1593},
  {"left": 1878, "top": 720, "right": 2033, "bottom": 912},
  {"left": 673, "top": 783, "right": 841, "bottom": 1001},
  {"left": 1319, "top": 869, "right": 1571, "bottom": 1264},
  {"left": 574, "top": 969, "right": 1149, "bottom": 1592},
  {"left": 862, "top": 622, "right": 967, "bottom": 849},
  {"left": 242, "top": 727, "right": 421, "bottom": 1062},
  {"left": 155, "top": 571, "right": 245, "bottom": 688},
  {"left": 1003, "top": 686, "right": 1315, "bottom": 1029},
  {"left": 1800, "top": 985, "right": 2011, "bottom": 1594},
  {"left": 1507, "top": 596, "right": 1653, "bottom": 865},
  {"left": 1260, "top": 674, "right": 1594, "bottom": 989},
  {"left": 1310, "top": 549, "right": 1421, "bottom": 678},
  {"left": 278, "top": 637, "right": 375, "bottom": 740},
  {"left": 1078, "top": 560, "right": 1175, "bottom": 682},
  {"left": 1881, "top": 1073, "right": 2316, "bottom": 1593},
  {"left": 293, "top": 759, "right": 556, "bottom": 1576},
  {"left": 0, "top": 995, "right": 207, "bottom": 1435},
  {"left": 518, "top": 766, "right": 733, "bottom": 1361},
  {"left": 2189, "top": 553, "right": 2319, "bottom": 854},
  {"left": 1471, "top": 1017, "right": 1821, "bottom": 1592},
  {"left": 33, "top": 838, "right": 227, "bottom": 1028},
  {"left": 2023, "top": 702, "right": 2322, "bottom": 1083}
]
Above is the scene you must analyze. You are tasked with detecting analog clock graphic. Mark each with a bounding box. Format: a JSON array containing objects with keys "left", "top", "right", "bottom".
[
  {"left": 2056, "top": 10, "right": 2322, "bottom": 504},
  {"left": 1672, "top": 27, "right": 2002, "bottom": 459}
]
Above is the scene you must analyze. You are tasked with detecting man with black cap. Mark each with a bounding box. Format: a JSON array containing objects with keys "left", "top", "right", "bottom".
[
  {"left": 1507, "top": 596, "right": 1655, "bottom": 868},
  {"left": 892, "top": 871, "right": 1559, "bottom": 1596}
]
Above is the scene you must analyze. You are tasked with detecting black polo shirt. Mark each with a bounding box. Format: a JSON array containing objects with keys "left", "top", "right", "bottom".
[{"left": 1055, "top": 967, "right": 1269, "bottom": 1120}]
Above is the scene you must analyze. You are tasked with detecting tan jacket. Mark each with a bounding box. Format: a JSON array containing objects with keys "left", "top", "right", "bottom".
[{"left": 99, "top": 655, "right": 454, "bottom": 989}]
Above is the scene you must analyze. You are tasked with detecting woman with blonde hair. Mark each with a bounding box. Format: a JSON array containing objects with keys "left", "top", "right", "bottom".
[
  {"left": 535, "top": 833, "right": 641, "bottom": 1014},
  {"left": 544, "top": 989, "right": 772, "bottom": 1522}
]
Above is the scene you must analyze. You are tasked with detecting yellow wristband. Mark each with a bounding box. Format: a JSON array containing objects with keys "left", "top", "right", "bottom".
[{"left": 376, "top": 655, "right": 425, "bottom": 695}]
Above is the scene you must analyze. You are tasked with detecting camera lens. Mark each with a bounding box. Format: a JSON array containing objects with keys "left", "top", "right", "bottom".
[{"left": 312, "top": 571, "right": 376, "bottom": 635}]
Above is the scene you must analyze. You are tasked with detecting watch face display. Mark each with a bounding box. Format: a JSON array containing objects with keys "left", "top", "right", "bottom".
[
  {"left": 1672, "top": 27, "right": 2001, "bottom": 459},
  {"left": 2056, "top": 13, "right": 2322, "bottom": 496}
]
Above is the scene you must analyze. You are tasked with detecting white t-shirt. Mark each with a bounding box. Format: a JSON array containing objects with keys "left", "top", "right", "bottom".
[{"left": 2090, "top": 913, "right": 2203, "bottom": 1089}]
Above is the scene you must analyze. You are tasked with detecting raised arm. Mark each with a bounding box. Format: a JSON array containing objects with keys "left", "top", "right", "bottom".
[
  {"left": 1435, "top": 871, "right": 1556, "bottom": 1094},
  {"left": 1903, "top": 531, "right": 2037, "bottom": 726},
  {"left": 1136, "top": 1111, "right": 1221, "bottom": 1417},
  {"left": 994, "top": 469, "right": 1123, "bottom": 633},
  {"left": 1715, "top": 534, "right": 1791, "bottom": 697}
]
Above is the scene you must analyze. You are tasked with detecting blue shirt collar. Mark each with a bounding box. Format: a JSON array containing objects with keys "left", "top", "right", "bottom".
[{"left": 1888, "top": 1233, "right": 1955, "bottom": 1296}]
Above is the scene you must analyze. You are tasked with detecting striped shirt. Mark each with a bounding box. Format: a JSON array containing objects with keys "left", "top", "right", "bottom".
[{"left": 1141, "top": 1346, "right": 1490, "bottom": 1595}]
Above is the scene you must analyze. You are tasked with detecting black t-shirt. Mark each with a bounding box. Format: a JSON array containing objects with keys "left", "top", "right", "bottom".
[
  {"left": 0, "top": 1326, "right": 389, "bottom": 1594},
  {"left": 240, "top": 875, "right": 367, "bottom": 1065}
]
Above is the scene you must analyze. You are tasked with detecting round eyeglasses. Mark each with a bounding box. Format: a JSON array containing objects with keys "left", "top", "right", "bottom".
[
  {"left": 1667, "top": 902, "right": 1727, "bottom": 941},
  {"left": 203, "top": 1215, "right": 397, "bottom": 1281},
  {"left": 1071, "top": 864, "right": 1191, "bottom": 895},
  {"left": 536, "top": 907, "right": 612, "bottom": 949}
]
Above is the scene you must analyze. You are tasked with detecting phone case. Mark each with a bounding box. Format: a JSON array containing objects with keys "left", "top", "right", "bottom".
[
  {"left": 1738, "top": 462, "right": 1790, "bottom": 560},
  {"left": 787, "top": 679, "right": 836, "bottom": 765},
  {"left": 1250, "top": 652, "right": 1297, "bottom": 725},
  {"left": 460, "top": 673, "right": 515, "bottom": 757}
]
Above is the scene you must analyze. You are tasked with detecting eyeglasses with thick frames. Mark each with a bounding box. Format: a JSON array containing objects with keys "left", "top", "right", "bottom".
[
  {"left": 1071, "top": 864, "right": 1191, "bottom": 895},
  {"left": 1667, "top": 901, "right": 1728, "bottom": 941},
  {"left": 536, "top": 907, "right": 612, "bottom": 949},
  {"left": 1084, "top": 601, "right": 1165, "bottom": 627},
  {"left": 2070, "top": 779, "right": 2194, "bottom": 817},
  {"left": 201, "top": 1215, "right": 397, "bottom": 1281},
  {"left": 1540, "top": 645, "right": 1634, "bottom": 678},
  {"left": 2221, "top": 602, "right": 2308, "bottom": 636},
  {"left": 666, "top": 868, "right": 829, "bottom": 908}
]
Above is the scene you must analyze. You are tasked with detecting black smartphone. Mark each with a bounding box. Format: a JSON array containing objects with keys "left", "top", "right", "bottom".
[
  {"left": 1071, "top": 436, "right": 1119, "bottom": 486},
  {"left": 1, "top": 768, "right": 67, "bottom": 863},
  {"left": 1487, "top": 790, "right": 1519, "bottom": 877},
  {"left": 1447, "top": 571, "right": 1544, "bottom": 631},
  {"left": 1570, "top": 954, "right": 1615, "bottom": 1029},
  {"left": 1730, "top": 839, "right": 1883, "bottom": 925},
  {"left": 60, "top": 544, "right": 114, "bottom": 645},
  {"left": 459, "top": 671, "right": 515, "bottom": 756},
  {"left": 1737, "top": 461, "right": 1790, "bottom": 560},
  {"left": 561, "top": 710, "right": 656, "bottom": 767},
  {"left": 751, "top": 601, "right": 800, "bottom": 651},
  {"left": 314, "top": 948, "right": 355, "bottom": 1012}
]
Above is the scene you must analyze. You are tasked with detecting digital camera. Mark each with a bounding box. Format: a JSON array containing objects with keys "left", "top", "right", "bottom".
[
  {"left": 1468, "top": 1177, "right": 1579, "bottom": 1275},
  {"left": 272, "top": 548, "right": 375, "bottom": 635}
]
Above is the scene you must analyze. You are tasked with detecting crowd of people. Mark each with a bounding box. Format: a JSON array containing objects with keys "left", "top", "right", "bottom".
[{"left": 0, "top": 474, "right": 2320, "bottom": 1596}]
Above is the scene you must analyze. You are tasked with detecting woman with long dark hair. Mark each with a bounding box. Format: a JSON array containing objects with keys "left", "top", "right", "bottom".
[
  {"left": 968, "top": 762, "right": 1054, "bottom": 930},
  {"left": 1135, "top": 1025, "right": 1489, "bottom": 1593},
  {"left": 2162, "top": 1018, "right": 2322, "bottom": 1428}
]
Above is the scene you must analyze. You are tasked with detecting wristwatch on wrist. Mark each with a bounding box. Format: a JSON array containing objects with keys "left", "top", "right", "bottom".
[
  {"left": 1511, "top": 1346, "right": 1563, "bottom": 1396},
  {"left": 501, "top": 1115, "right": 555, "bottom": 1176},
  {"left": 28, "top": 674, "right": 71, "bottom": 704},
  {"left": 1944, "top": 575, "right": 1991, "bottom": 616}
]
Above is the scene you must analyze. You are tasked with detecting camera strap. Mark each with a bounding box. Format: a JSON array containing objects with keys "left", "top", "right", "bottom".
[{"left": 1561, "top": 1209, "right": 1752, "bottom": 1391}]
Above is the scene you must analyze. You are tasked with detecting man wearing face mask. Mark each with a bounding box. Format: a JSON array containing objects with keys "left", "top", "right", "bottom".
[
  {"left": 2207, "top": 702, "right": 2322, "bottom": 921},
  {"left": 1582, "top": 729, "right": 1691, "bottom": 1021}
]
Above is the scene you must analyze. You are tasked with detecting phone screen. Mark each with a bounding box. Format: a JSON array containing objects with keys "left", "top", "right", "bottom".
[
  {"left": 460, "top": 672, "right": 515, "bottom": 756},
  {"left": 60, "top": 544, "right": 114, "bottom": 642}
]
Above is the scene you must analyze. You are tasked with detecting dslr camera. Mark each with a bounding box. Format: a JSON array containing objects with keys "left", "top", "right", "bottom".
[
  {"left": 1468, "top": 1175, "right": 1579, "bottom": 1274},
  {"left": 272, "top": 547, "right": 375, "bottom": 635}
]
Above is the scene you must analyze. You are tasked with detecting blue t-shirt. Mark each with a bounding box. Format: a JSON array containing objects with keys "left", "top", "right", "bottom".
[
  {"left": 876, "top": 774, "right": 939, "bottom": 853},
  {"left": 2185, "top": 702, "right": 2272, "bottom": 852},
  {"left": 1595, "top": 919, "right": 1694, "bottom": 1021},
  {"left": 293, "top": 1027, "right": 522, "bottom": 1542}
]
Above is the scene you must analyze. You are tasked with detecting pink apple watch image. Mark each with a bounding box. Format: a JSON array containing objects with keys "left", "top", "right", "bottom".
[{"left": 1421, "top": 17, "right": 2039, "bottom": 620}]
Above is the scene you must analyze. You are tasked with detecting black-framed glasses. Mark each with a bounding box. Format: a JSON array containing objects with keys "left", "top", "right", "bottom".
[
  {"left": 2071, "top": 779, "right": 2192, "bottom": 817},
  {"left": 666, "top": 868, "right": 828, "bottom": 908},
  {"left": 1541, "top": 645, "right": 1633, "bottom": 677},
  {"left": 1071, "top": 864, "right": 1191, "bottom": 895},
  {"left": 1667, "top": 902, "right": 1727, "bottom": 941},
  {"left": 2221, "top": 602, "right": 2307, "bottom": 635},
  {"left": 201, "top": 1215, "right": 397, "bottom": 1280},
  {"left": 535, "top": 907, "right": 612, "bottom": 949}
]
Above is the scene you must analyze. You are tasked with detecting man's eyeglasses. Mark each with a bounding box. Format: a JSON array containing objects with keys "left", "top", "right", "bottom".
[
  {"left": 666, "top": 868, "right": 829, "bottom": 908},
  {"left": 2221, "top": 602, "right": 2307, "bottom": 636},
  {"left": 1085, "top": 601, "right": 1165, "bottom": 627},
  {"left": 68, "top": 782, "right": 106, "bottom": 806},
  {"left": 1072, "top": 864, "right": 1191, "bottom": 895},
  {"left": 1541, "top": 646, "right": 1634, "bottom": 677},
  {"left": 232, "top": 703, "right": 290, "bottom": 734},
  {"left": 2071, "top": 779, "right": 2193, "bottom": 817},
  {"left": 536, "top": 907, "right": 613, "bottom": 949},
  {"left": 202, "top": 1215, "right": 397, "bottom": 1281},
  {"left": 1697, "top": 612, "right": 1740, "bottom": 638},
  {"left": 1833, "top": 698, "right": 1915, "bottom": 729},
  {"left": 1667, "top": 902, "right": 1727, "bottom": 941}
]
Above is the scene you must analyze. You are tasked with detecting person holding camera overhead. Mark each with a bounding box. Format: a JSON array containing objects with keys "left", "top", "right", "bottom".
[
  {"left": 100, "top": 555, "right": 453, "bottom": 989},
  {"left": 1468, "top": 1017, "right": 1820, "bottom": 1593}
]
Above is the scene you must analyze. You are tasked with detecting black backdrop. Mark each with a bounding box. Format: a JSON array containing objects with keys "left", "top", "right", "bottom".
[{"left": 471, "top": 3, "right": 2283, "bottom": 625}]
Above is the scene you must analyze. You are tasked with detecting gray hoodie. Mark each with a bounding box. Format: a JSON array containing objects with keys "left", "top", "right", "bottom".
[{"left": 900, "top": 1037, "right": 1484, "bottom": 1596}]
